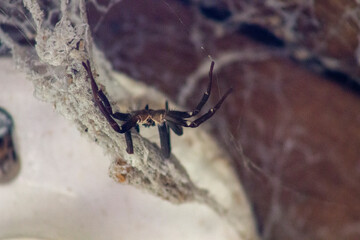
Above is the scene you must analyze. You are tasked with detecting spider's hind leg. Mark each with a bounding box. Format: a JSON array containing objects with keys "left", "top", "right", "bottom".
[
  {"left": 97, "top": 90, "right": 131, "bottom": 121},
  {"left": 83, "top": 60, "right": 136, "bottom": 154}
]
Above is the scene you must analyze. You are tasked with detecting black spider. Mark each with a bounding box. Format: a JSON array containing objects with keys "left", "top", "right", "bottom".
[{"left": 82, "top": 60, "right": 233, "bottom": 158}]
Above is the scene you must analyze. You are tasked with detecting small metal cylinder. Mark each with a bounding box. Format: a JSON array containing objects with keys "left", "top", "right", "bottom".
[{"left": 0, "top": 107, "right": 19, "bottom": 183}]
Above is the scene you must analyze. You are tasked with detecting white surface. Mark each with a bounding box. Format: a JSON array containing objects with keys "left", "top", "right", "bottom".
[{"left": 0, "top": 58, "right": 239, "bottom": 239}]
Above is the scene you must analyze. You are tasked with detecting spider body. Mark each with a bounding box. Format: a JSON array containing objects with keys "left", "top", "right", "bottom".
[
  {"left": 135, "top": 109, "right": 164, "bottom": 127},
  {"left": 82, "top": 60, "right": 232, "bottom": 158}
]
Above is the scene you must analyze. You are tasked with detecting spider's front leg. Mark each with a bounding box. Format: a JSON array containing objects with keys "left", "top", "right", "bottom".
[
  {"left": 166, "top": 61, "right": 215, "bottom": 120},
  {"left": 165, "top": 60, "right": 233, "bottom": 129},
  {"left": 186, "top": 87, "right": 233, "bottom": 128},
  {"left": 166, "top": 87, "right": 233, "bottom": 129}
]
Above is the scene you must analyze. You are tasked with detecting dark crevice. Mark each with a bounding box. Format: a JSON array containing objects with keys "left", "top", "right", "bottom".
[
  {"left": 296, "top": 56, "right": 360, "bottom": 95},
  {"left": 199, "top": 4, "right": 232, "bottom": 22},
  {"left": 322, "top": 69, "right": 360, "bottom": 94},
  {"left": 237, "top": 23, "right": 285, "bottom": 48},
  {"left": 176, "top": 0, "right": 192, "bottom": 6}
]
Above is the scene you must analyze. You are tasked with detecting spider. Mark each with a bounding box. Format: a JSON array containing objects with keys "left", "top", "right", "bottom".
[{"left": 82, "top": 60, "right": 233, "bottom": 158}]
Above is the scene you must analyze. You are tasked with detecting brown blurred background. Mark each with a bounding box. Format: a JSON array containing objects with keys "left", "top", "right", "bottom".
[
  {"left": 84, "top": 1, "right": 360, "bottom": 239},
  {"left": 84, "top": 0, "right": 360, "bottom": 239},
  {"left": 2, "top": 0, "right": 359, "bottom": 239}
]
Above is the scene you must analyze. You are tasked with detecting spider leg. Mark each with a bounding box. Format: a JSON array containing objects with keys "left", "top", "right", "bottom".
[
  {"left": 83, "top": 61, "right": 122, "bottom": 132},
  {"left": 114, "top": 117, "right": 138, "bottom": 153},
  {"left": 82, "top": 61, "right": 141, "bottom": 155},
  {"left": 158, "top": 122, "right": 171, "bottom": 158},
  {"left": 118, "top": 117, "right": 139, "bottom": 133},
  {"left": 166, "top": 61, "right": 215, "bottom": 119},
  {"left": 164, "top": 101, "right": 183, "bottom": 135},
  {"left": 125, "top": 131, "right": 134, "bottom": 154},
  {"left": 96, "top": 85, "right": 132, "bottom": 122},
  {"left": 113, "top": 112, "right": 132, "bottom": 121},
  {"left": 82, "top": 61, "right": 136, "bottom": 134},
  {"left": 188, "top": 88, "right": 233, "bottom": 127},
  {"left": 97, "top": 90, "right": 113, "bottom": 115},
  {"left": 96, "top": 101, "right": 135, "bottom": 134},
  {"left": 173, "top": 88, "right": 233, "bottom": 128},
  {"left": 82, "top": 60, "right": 100, "bottom": 95},
  {"left": 157, "top": 101, "right": 171, "bottom": 158},
  {"left": 191, "top": 61, "right": 215, "bottom": 116},
  {"left": 165, "top": 101, "right": 170, "bottom": 133},
  {"left": 97, "top": 90, "right": 129, "bottom": 117},
  {"left": 167, "top": 122, "right": 183, "bottom": 135},
  {"left": 83, "top": 61, "right": 131, "bottom": 120},
  {"left": 97, "top": 90, "right": 135, "bottom": 152}
]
